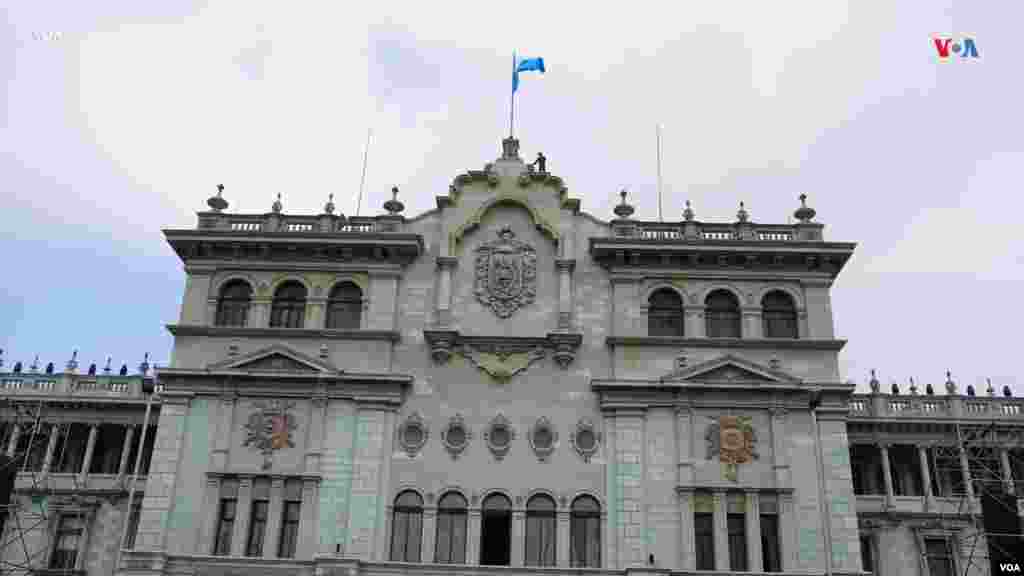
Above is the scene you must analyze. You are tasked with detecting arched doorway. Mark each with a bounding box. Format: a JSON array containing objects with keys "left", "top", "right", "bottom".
[{"left": 479, "top": 493, "right": 511, "bottom": 565}]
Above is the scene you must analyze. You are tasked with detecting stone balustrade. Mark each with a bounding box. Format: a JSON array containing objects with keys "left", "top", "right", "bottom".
[
  {"left": 849, "top": 393, "right": 1024, "bottom": 420},
  {"left": 611, "top": 221, "right": 820, "bottom": 242},
  {"left": 0, "top": 372, "right": 152, "bottom": 400},
  {"left": 200, "top": 211, "right": 401, "bottom": 234}
]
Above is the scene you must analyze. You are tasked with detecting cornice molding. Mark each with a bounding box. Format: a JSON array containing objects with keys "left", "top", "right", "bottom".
[
  {"left": 166, "top": 324, "right": 400, "bottom": 342},
  {"left": 606, "top": 336, "right": 847, "bottom": 351}
]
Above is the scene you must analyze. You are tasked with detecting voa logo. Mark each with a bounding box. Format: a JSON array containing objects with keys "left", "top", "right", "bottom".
[
  {"left": 1000, "top": 562, "right": 1022, "bottom": 573},
  {"left": 933, "top": 35, "right": 980, "bottom": 61}
]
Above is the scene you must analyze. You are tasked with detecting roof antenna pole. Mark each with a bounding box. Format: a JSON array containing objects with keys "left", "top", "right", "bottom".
[
  {"left": 356, "top": 127, "right": 372, "bottom": 217},
  {"left": 656, "top": 124, "right": 664, "bottom": 223}
]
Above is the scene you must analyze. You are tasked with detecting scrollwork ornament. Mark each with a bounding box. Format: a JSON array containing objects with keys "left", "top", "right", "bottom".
[
  {"left": 397, "top": 412, "right": 430, "bottom": 458},
  {"left": 570, "top": 418, "right": 601, "bottom": 463},
  {"left": 441, "top": 414, "right": 473, "bottom": 460}
]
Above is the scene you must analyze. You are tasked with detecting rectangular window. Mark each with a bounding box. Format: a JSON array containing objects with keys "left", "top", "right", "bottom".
[
  {"left": 124, "top": 501, "right": 142, "bottom": 549},
  {"left": 860, "top": 533, "right": 874, "bottom": 574},
  {"left": 727, "top": 493, "right": 747, "bottom": 572},
  {"left": 278, "top": 479, "right": 302, "bottom": 558},
  {"left": 213, "top": 478, "right": 239, "bottom": 555},
  {"left": 246, "top": 478, "right": 270, "bottom": 557},
  {"left": 693, "top": 492, "right": 715, "bottom": 571},
  {"left": 55, "top": 423, "right": 90, "bottom": 474},
  {"left": 50, "top": 514, "right": 84, "bottom": 569},
  {"left": 925, "top": 538, "right": 954, "bottom": 576},
  {"left": 760, "top": 495, "right": 781, "bottom": 573}
]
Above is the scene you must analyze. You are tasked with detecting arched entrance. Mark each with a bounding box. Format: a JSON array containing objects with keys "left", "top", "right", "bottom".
[{"left": 479, "top": 493, "right": 511, "bottom": 565}]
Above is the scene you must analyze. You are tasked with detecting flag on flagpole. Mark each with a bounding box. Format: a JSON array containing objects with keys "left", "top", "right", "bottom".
[{"left": 513, "top": 54, "right": 545, "bottom": 93}]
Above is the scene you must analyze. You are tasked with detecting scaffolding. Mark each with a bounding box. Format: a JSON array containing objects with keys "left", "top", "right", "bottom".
[
  {"left": 0, "top": 399, "right": 92, "bottom": 575},
  {"left": 929, "top": 420, "right": 1024, "bottom": 576}
]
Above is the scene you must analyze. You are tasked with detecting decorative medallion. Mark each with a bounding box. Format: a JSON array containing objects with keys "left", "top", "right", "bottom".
[
  {"left": 459, "top": 345, "right": 547, "bottom": 383},
  {"left": 441, "top": 414, "right": 472, "bottom": 460},
  {"left": 483, "top": 413, "right": 516, "bottom": 461},
  {"left": 571, "top": 418, "right": 601, "bottom": 463},
  {"left": 243, "top": 400, "right": 297, "bottom": 470},
  {"left": 705, "top": 415, "right": 758, "bottom": 481},
  {"left": 397, "top": 412, "right": 429, "bottom": 458},
  {"left": 529, "top": 417, "right": 558, "bottom": 462},
  {"left": 473, "top": 226, "right": 537, "bottom": 319}
]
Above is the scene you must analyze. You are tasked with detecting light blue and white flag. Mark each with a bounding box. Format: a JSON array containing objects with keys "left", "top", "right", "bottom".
[{"left": 512, "top": 53, "right": 545, "bottom": 93}]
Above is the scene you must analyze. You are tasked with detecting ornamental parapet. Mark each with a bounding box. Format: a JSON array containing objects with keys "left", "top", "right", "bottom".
[
  {"left": 0, "top": 371, "right": 156, "bottom": 402},
  {"left": 849, "top": 392, "right": 1024, "bottom": 421}
]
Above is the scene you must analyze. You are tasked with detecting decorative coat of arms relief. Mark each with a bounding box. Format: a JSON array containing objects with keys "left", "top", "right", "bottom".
[
  {"left": 474, "top": 226, "right": 537, "bottom": 319},
  {"left": 243, "top": 400, "right": 297, "bottom": 470},
  {"left": 706, "top": 415, "right": 758, "bottom": 481}
]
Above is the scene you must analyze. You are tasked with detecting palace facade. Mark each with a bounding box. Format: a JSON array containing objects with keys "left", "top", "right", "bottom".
[{"left": 1, "top": 138, "right": 1021, "bottom": 576}]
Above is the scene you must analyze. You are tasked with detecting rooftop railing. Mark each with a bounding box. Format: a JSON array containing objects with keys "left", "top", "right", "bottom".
[
  {"left": 199, "top": 211, "right": 403, "bottom": 234},
  {"left": 0, "top": 372, "right": 152, "bottom": 400},
  {"left": 849, "top": 393, "right": 1024, "bottom": 420},
  {"left": 610, "top": 220, "right": 819, "bottom": 242}
]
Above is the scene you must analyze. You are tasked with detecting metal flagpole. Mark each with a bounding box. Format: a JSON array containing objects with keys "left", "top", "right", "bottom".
[
  {"left": 656, "top": 124, "right": 664, "bottom": 223},
  {"left": 510, "top": 51, "right": 516, "bottom": 139},
  {"left": 356, "top": 127, "right": 372, "bottom": 217}
]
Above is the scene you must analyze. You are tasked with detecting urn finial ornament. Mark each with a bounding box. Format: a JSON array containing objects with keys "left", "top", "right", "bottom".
[
  {"left": 207, "top": 183, "right": 229, "bottom": 212},
  {"left": 384, "top": 186, "right": 405, "bottom": 215},
  {"left": 945, "top": 370, "right": 957, "bottom": 394},
  {"left": 737, "top": 201, "right": 749, "bottom": 223},
  {"left": 324, "top": 193, "right": 335, "bottom": 215},
  {"left": 614, "top": 189, "right": 635, "bottom": 218},
  {"left": 272, "top": 193, "right": 283, "bottom": 214},
  {"left": 683, "top": 199, "right": 694, "bottom": 221},
  {"left": 986, "top": 378, "right": 995, "bottom": 396},
  {"left": 869, "top": 369, "right": 880, "bottom": 394},
  {"left": 794, "top": 193, "right": 816, "bottom": 223}
]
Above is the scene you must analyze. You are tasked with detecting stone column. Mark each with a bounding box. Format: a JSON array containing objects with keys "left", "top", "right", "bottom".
[
  {"left": 1000, "top": 448, "right": 1014, "bottom": 495},
  {"left": 5, "top": 423, "right": 20, "bottom": 456},
  {"left": 958, "top": 447, "right": 976, "bottom": 503},
  {"left": 436, "top": 257, "right": 456, "bottom": 326},
  {"left": 918, "top": 446, "right": 935, "bottom": 509},
  {"left": 264, "top": 477, "right": 285, "bottom": 558},
  {"left": 250, "top": 298, "right": 271, "bottom": 328},
  {"left": 306, "top": 396, "right": 327, "bottom": 474},
  {"left": 373, "top": 409, "right": 396, "bottom": 560},
  {"left": 557, "top": 507, "right": 571, "bottom": 567},
  {"left": 746, "top": 491, "right": 763, "bottom": 572},
  {"left": 421, "top": 506, "right": 437, "bottom": 563},
  {"left": 298, "top": 478, "right": 318, "bottom": 559},
  {"left": 231, "top": 477, "right": 253, "bottom": 556},
  {"left": 676, "top": 490, "right": 694, "bottom": 570},
  {"left": 676, "top": 407, "right": 694, "bottom": 487},
  {"left": 770, "top": 408, "right": 790, "bottom": 488},
  {"left": 136, "top": 392, "right": 193, "bottom": 551},
  {"left": 879, "top": 444, "right": 895, "bottom": 508},
  {"left": 685, "top": 306, "right": 704, "bottom": 339},
  {"left": 79, "top": 424, "right": 98, "bottom": 480},
  {"left": 117, "top": 425, "right": 136, "bottom": 477},
  {"left": 742, "top": 307, "right": 761, "bottom": 339},
  {"left": 212, "top": 395, "right": 235, "bottom": 471},
  {"left": 511, "top": 508, "right": 525, "bottom": 566},
  {"left": 779, "top": 492, "right": 795, "bottom": 571},
  {"left": 467, "top": 508, "right": 481, "bottom": 565},
  {"left": 307, "top": 297, "right": 327, "bottom": 329},
  {"left": 713, "top": 490, "right": 729, "bottom": 572},
  {"left": 556, "top": 259, "right": 575, "bottom": 330},
  {"left": 40, "top": 425, "right": 60, "bottom": 477},
  {"left": 604, "top": 412, "right": 618, "bottom": 568}
]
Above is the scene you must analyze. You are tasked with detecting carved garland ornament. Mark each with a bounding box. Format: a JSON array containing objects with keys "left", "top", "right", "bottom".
[
  {"left": 242, "top": 400, "right": 298, "bottom": 470},
  {"left": 441, "top": 414, "right": 473, "bottom": 460},
  {"left": 705, "top": 415, "right": 758, "bottom": 481},
  {"left": 571, "top": 418, "right": 601, "bottom": 463},
  {"left": 529, "top": 416, "right": 559, "bottom": 462},
  {"left": 483, "top": 413, "right": 516, "bottom": 461},
  {"left": 474, "top": 226, "right": 537, "bottom": 319},
  {"left": 397, "top": 412, "right": 429, "bottom": 457}
]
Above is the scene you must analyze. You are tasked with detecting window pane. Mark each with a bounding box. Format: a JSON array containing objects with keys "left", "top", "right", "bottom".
[
  {"left": 526, "top": 511, "right": 556, "bottom": 566},
  {"left": 214, "top": 499, "right": 236, "bottom": 555},
  {"left": 762, "top": 514, "right": 781, "bottom": 572},
  {"left": 695, "top": 513, "right": 715, "bottom": 570},
  {"left": 728, "top": 514, "right": 747, "bottom": 571},
  {"left": 860, "top": 534, "right": 873, "bottom": 574}
]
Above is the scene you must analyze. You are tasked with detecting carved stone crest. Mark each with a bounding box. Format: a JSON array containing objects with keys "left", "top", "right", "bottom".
[
  {"left": 474, "top": 227, "right": 536, "bottom": 318},
  {"left": 705, "top": 415, "right": 757, "bottom": 481},
  {"left": 243, "top": 400, "right": 297, "bottom": 470}
]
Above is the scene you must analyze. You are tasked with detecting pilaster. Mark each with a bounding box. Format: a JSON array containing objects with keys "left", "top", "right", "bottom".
[
  {"left": 299, "top": 478, "right": 319, "bottom": 558},
  {"left": 467, "top": 508, "right": 481, "bottom": 565},
  {"left": 511, "top": 509, "right": 525, "bottom": 566},
  {"left": 40, "top": 426, "right": 60, "bottom": 478},
  {"left": 919, "top": 445, "right": 935, "bottom": 509},
  {"left": 676, "top": 407, "right": 694, "bottom": 486},
  {"left": 231, "top": 477, "right": 253, "bottom": 556},
  {"left": 742, "top": 307, "right": 762, "bottom": 339},
  {"left": 79, "top": 424, "right": 98, "bottom": 480},
  {"left": 746, "top": 491, "right": 763, "bottom": 572},
  {"left": 712, "top": 490, "right": 728, "bottom": 572},
  {"left": 556, "top": 507, "right": 570, "bottom": 568},
  {"left": 879, "top": 444, "right": 895, "bottom": 508},
  {"left": 436, "top": 257, "right": 457, "bottom": 326},
  {"left": 118, "top": 425, "right": 136, "bottom": 477},
  {"left": 136, "top": 392, "right": 193, "bottom": 551},
  {"left": 556, "top": 259, "right": 575, "bottom": 330},
  {"left": 676, "top": 489, "right": 694, "bottom": 571},
  {"left": 770, "top": 407, "right": 790, "bottom": 488},
  {"left": 421, "top": 506, "right": 437, "bottom": 563}
]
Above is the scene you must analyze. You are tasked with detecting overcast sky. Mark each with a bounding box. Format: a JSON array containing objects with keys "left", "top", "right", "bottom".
[{"left": 2, "top": 2, "right": 1020, "bottom": 395}]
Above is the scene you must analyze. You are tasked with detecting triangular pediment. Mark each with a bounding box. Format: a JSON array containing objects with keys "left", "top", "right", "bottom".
[
  {"left": 209, "top": 344, "right": 337, "bottom": 373},
  {"left": 662, "top": 354, "right": 800, "bottom": 384}
]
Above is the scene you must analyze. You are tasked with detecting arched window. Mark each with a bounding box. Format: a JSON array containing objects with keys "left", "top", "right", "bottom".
[
  {"left": 705, "top": 289, "right": 741, "bottom": 338},
  {"left": 326, "top": 282, "right": 362, "bottom": 330},
  {"left": 215, "top": 280, "right": 252, "bottom": 327},
  {"left": 435, "top": 492, "right": 467, "bottom": 564},
  {"left": 390, "top": 491, "right": 423, "bottom": 562},
  {"left": 525, "top": 494, "right": 556, "bottom": 566},
  {"left": 480, "top": 493, "right": 512, "bottom": 566},
  {"left": 269, "top": 281, "right": 307, "bottom": 328},
  {"left": 762, "top": 290, "right": 798, "bottom": 338},
  {"left": 570, "top": 495, "right": 601, "bottom": 568},
  {"left": 648, "top": 288, "right": 684, "bottom": 337}
]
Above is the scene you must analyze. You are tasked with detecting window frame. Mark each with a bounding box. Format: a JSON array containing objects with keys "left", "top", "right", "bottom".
[
  {"left": 920, "top": 535, "right": 958, "bottom": 576},
  {"left": 215, "top": 279, "right": 253, "bottom": 327},
  {"left": 524, "top": 494, "right": 557, "bottom": 567},
  {"left": 389, "top": 490, "right": 424, "bottom": 562},
  {"left": 647, "top": 288, "right": 685, "bottom": 337},
  {"left": 704, "top": 289, "right": 742, "bottom": 338},
  {"left": 569, "top": 495, "right": 601, "bottom": 568},
  {"left": 761, "top": 290, "right": 798, "bottom": 339},
  {"left": 246, "top": 478, "right": 271, "bottom": 557},
  {"left": 213, "top": 479, "right": 239, "bottom": 556},
  {"left": 434, "top": 492, "right": 468, "bottom": 564},
  {"left": 277, "top": 479, "right": 302, "bottom": 559},
  {"left": 269, "top": 281, "right": 308, "bottom": 329},
  {"left": 326, "top": 281, "right": 363, "bottom": 330},
  {"left": 49, "top": 513, "right": 85, "bottom": 570}
]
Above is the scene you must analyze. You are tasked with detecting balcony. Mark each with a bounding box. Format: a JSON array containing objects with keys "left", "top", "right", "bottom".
[
  {"left": 201, "top": 213, "right": 402, "bottom": 235},
  {"left": 614, "top": 221, "right": 808, "bottom": 242},
  {"left": 849, "top": 393, "right": 1024, "bottom": 421}
]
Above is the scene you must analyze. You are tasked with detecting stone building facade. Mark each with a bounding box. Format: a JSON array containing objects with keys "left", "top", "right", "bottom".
[{"left": 2, "top": 138, "right": 1021, "bottom": 575}]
